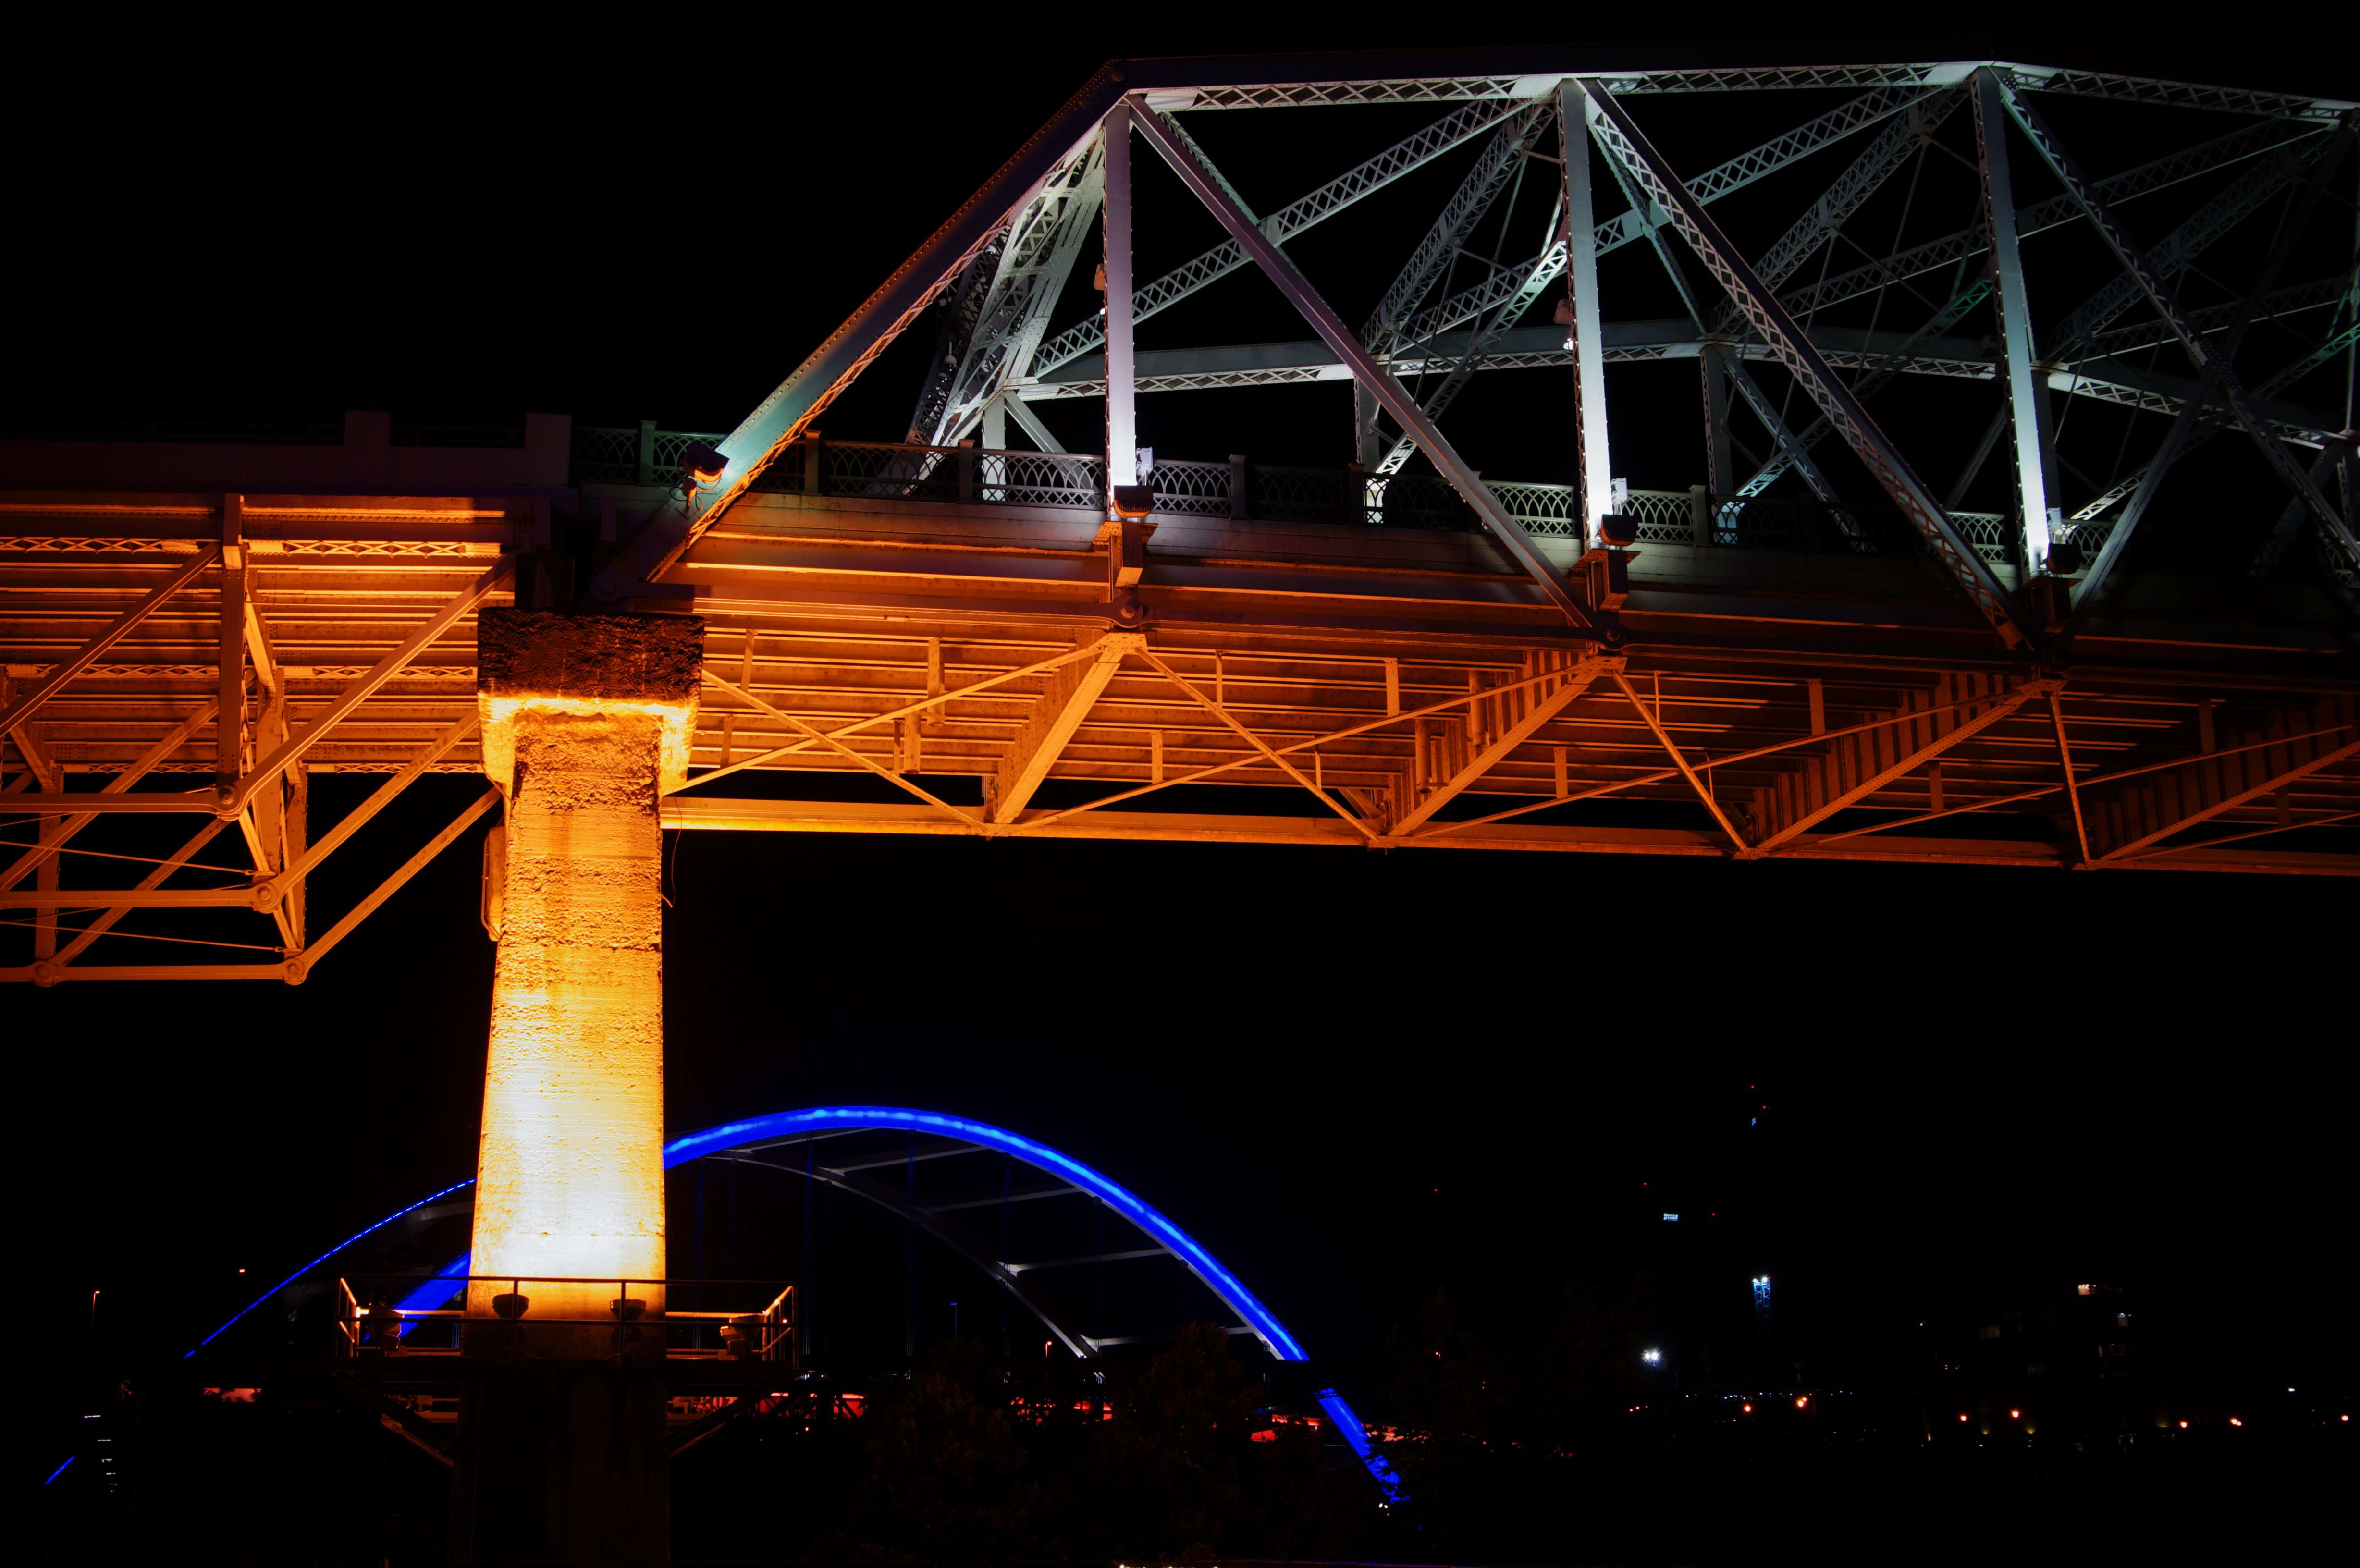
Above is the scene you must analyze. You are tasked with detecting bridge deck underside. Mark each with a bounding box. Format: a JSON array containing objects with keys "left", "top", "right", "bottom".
[{"left": 2, "top": 484, "right": 2353, "bottom": 983}]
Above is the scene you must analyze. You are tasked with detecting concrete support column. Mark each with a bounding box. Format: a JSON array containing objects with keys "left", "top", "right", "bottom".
[
  {"left": 467, "top": 609, "right": 703, "bottom": 1331},
  {"left": 454, "top": 610, "right": 702, "bottom": 1568}
]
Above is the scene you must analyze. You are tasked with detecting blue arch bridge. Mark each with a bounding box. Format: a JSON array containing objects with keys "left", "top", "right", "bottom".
[{"left": 191, "top": 1104, "right": 1407, "bottom": 1501}]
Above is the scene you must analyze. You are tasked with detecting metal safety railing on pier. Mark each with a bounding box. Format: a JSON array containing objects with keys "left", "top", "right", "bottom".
[{"left": 334, "top": 1274, "right": 796, "bottom": 1362}]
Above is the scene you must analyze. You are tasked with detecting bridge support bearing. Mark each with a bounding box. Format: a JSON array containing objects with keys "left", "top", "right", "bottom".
[{"left": 453, "top": 608, "right": 702, "bottom": 1567}]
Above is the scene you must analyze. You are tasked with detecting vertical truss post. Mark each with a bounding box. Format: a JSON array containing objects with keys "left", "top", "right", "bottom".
[
  {"left": 982, "top": 396, "right": 1007, "bottom": 451},
  {"left": 1580, "top": 78, "right": 2028, "bottom": 648},
  {"left": 216, "top": 495, "right": 246, "bottom": 800},
  {"left": 1557, "top": 81, "right": 1615, "bottom": 549},
  {"left": 1972, "top": 73, "right": 2057, "bottom": 572},
  {"left": 1701, "top": 346, "right": 1735, "bottom": 496},
  {"left": 1101, "top": 102, "right": 1137, "bottom": 508}
]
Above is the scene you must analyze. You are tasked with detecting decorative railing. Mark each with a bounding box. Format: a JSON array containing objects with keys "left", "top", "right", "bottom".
[{"left": 572, "top": 429, "right": 1964, "bottom": 561}]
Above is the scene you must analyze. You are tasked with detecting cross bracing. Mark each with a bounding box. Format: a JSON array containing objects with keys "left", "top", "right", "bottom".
[{"left": 7, "top": 52, "right": 2360, "bottom": 980}]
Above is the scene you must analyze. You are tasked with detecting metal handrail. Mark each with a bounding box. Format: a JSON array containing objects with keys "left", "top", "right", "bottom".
[{"left": 569, "top": 428, "right": 1992, "bottom": 560}]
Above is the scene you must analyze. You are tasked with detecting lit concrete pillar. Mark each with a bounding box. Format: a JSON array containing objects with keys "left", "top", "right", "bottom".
[{"left": 468, "top": 608, "right": 702, "bottom": 1332}]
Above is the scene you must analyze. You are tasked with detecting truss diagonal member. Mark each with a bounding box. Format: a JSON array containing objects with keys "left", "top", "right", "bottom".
[
  {"left": 2099, "top": 734, "right": 2360, "bottom": 863},
  {"left": 690, "top": 640, "right": 1114, "bottom": 789},
  {"left": 688, "top": 639, "right": 1115, "bottom": 789},
  {"left": 989, "top": 634, "right": 1141, "bottom": 823},
  {"left": 1781, "top": 117, "right": 2328, "bottom": 321},
  {"left": 913, "top": 132, "right": 1107, "bottom": 445},
  {"left": 0, "top": 547, "right": 220, "bottom": 742},
  {"left": 2042, "top": 142, "right": 2325, "bottom": 361},
  {"left": 258, "top": 713, "right": 480, "bottom": 911},
  {"left": 2083, "top": 123, "right": 2357, "bottom": 604},
  {"left": 1134, "top": 648, "right": 1377, "bottom": 841},
  {"left": 592, "top": 67, "right": 1135, "bottom": 599},
  {"left": 1387, "top": 86, "right": 1946, "bottom": 356},
  {"left": 1993, "top": 81, "right": 2360, "bottom": 563},
  {"left": 1710, "top": 89, "right": 1958, "bottom": 334},
  {"left": 1612, "top": 671, "right": 1747, "bottom": 850},
  {"left": 1365, "top": 104, "right": 1550, "bottom": 358},
  {"left": 701, "top": 671, "right": 983, "bottom": 829},
  {"left": 227, "top": 555, "right": 513, "bottom": 819},
  {"left": 1, "top": 700, "right": 218, "bottom": 894},
  {"left": 1743, "top": 680, "right": 2051, "bottom": 858},
  {"left": 1018, "top": 662, "right": 1580, "bottom": 831},
  {"left": 1579, "top": 79, "right": 2029, "bottom": 648},
  {"left": 1739, "top": 279, "right": 1993, "bottom": 498},
  {"left": 1131, "top": 105, "right": 1592, "bottom": 630},
  {"left": 1392, "top": 656, "right": 1611, "bottom": 836},
  {"left": 2248, "top": 438, "right": 2355, "bottom": 577},
  {"left": 1588, "top": 132, "right": 1852, "bottom": 514},
  {"left": 1032, "top": 97, "right": 1534, "bottom": 379},
  {"left": 2050, "top": 692, "right": 2092, "bottom": 864},
  {"left": 295, "top": 786, "right": 503, "bottom": 978},
  {"left": 1373, "top": 221, "right": 1564, "bottom": 477},
  {"left": 40, "top": 814, "right": 240, "bottom": 975}
]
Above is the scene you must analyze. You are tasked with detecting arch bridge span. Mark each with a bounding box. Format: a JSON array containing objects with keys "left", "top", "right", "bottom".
[{"left": 198, "top": 1105, "right": 1404, "bottom": 1499}]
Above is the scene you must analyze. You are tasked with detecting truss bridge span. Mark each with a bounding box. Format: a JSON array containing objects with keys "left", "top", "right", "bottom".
[{"left": 7, "top": 51, "right": 2360, "bottom": 983}]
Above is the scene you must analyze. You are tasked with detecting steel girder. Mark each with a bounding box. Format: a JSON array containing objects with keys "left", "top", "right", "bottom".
[{"left": 1143, "top": 61, "right": 2348, "bottom": 122}]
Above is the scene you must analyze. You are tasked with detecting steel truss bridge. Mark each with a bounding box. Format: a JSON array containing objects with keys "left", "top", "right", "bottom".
[{"left": 5, "top": 51, "right": 2360, "bottom": 983}]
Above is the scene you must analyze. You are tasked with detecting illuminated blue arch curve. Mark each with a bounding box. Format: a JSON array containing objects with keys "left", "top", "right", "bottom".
[{"left": 194, "top": 1105, "right": 1402, "bottom": 1500}]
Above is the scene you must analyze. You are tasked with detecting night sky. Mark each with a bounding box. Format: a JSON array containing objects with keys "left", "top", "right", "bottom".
[{"left": 12, "top": 10, "right": 2357, "bottom": 1490}]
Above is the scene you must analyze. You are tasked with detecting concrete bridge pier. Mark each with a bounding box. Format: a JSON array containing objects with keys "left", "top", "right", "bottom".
[{"left": 451, "top": 607, "right": 702, "bottom": 1567}]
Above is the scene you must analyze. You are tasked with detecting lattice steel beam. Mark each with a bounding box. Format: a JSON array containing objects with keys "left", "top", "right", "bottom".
[
  {"left": 1781, "top": 118, "right": 2329, "bottom": 319},
  {"left": 1393, "top": 83, "right": 1944, "bottom": 352},
  {"left": 1032, "top": 98, "right": 1532, "bottom": 379},
  {"left": 2042, "top": 141, "right": 2323, "bottom": 360},
  {"left": 1709, "top": 90, "right": 1957, "bottom": 334},
  {"left": 1365, "top": 104, "right": 1549, "bottom": 359},
  {"left": 911, "top": 133, "right": 1106, "bottom": 446}
]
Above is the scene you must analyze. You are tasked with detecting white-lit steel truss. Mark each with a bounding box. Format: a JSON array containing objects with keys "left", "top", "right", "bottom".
[{"left": 6, "top": 52, "right": 2359, "bottom": 981}]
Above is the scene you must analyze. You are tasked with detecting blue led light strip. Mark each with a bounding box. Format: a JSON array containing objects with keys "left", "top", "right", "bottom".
[
  {"left": 190, "top": 1106, "right": 1399, "bottom": 1499},
  {"left": 184, "top": 1177, "right": 475, "bottom": 1358}
]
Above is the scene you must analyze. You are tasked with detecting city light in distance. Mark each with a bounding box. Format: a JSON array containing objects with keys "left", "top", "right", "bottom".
[
  {"left": 1742, "top": 1403, "right": 1753, "bottom": 1414},
  {"left": 2230, "top": 1418, "right": 2242, "bottom": 1427},
  {"left": 1795, "top": 1396, "right": 1808, "bottom": 1409},
  {"left": 2010, "top": 1409, "right": 2021, "bottom": 1419},
  {"left": 1642, "top": 1348, "right": 1663, "bottom": 1365}
]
